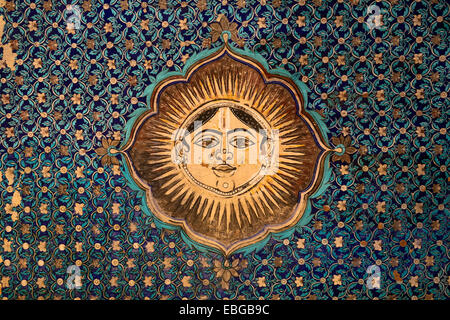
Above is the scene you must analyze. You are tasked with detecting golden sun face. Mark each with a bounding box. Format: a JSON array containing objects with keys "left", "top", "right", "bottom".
[
  {"left": 176, "top": 103, "right": 274, "bottom": 196},
  {"left": 122, "top": 45, "right": 330, "bottom": 254}
]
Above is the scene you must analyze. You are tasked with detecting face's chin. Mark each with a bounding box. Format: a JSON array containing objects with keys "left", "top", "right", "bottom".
[
  {"left": 213, "top": 165, "right": 237, "bottom": 193},
  {"left": 215, "top": 178, "right": 235, "bottom": 193}
]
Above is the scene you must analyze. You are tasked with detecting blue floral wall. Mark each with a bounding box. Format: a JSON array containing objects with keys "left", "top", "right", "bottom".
[{"left": 0, "top": 0, "right": 448, "bottom": 300}]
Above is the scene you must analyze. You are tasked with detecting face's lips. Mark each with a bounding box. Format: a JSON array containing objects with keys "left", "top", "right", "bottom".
[
  {"left": 213, "top": 164, "right": 237, "bottom": 173},
  {"left": 212, "top": 164, "right": 237, "bottom": 177}
]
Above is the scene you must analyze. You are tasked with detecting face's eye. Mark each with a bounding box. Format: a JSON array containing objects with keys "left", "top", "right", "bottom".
[
  {"left": 194, "top": 136, "right": 219, "bottom": 149},
  {"left": 229, "top": 136, "right": 255, "bottom": 149}
]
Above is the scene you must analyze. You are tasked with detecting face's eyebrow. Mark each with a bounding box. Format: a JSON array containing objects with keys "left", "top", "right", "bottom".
[
  {"left": 193, "top": 129, "right": 222, "bottom": 139},
  {"left": 227, "top": 128, "right": 255, "bottom": 138}
]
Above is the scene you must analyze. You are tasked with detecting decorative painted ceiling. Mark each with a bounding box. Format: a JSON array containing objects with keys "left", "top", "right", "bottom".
[{"left": 0, "top": 0, "right": 448, "bottom": 300}]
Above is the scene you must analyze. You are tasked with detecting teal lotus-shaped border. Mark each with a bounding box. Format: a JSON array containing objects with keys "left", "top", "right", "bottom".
[{"left": 119, "top": 35, "right": 334, "bottom": 256}]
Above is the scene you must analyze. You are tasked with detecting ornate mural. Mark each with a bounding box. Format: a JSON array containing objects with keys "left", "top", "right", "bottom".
[
  {"left": 0, "top": 0, "right": 448, "bottom": 300},
  {"left": 122, "top": 36, "right": 331, "bottom": 254}
]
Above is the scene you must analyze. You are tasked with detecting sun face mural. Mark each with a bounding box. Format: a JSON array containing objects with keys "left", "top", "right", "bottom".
[
  {"left": 120, "top": 36, "right": 331, "bottom": 255},
  {"left": 174, "top": 102, "right": 276, "bottom": 196}
]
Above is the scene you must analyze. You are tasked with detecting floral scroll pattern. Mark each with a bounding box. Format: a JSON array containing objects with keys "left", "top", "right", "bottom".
[{"left": 0, "top": 0, "right": 448, "bottom": 300}]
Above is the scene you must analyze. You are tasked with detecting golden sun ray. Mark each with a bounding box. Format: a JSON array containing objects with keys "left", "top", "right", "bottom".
[
  {"left": 197, "top": 195, "right": 207, "bottom": 214},
  {"left": 230, "top": 199, "right": 239, "bottom": 229},
  {"left": 189, "top": 192, "right": 201, "bottom": 210},
  {"left": 180, "top": 188, "right": 194, "bottom": 206},
  {"left": 153, "top": 169, "right": 178, "bottom": 181},
  {"left": 209, "top": 199, "right": 220, "bottom": 223},
  {"left": 202, "top": 198, "right": 213, "bottom": 221},
  {"left": 160, "top": 174, "right": 182, "bottom": 190},
  {"left": 163, "top": 179, "right": 185, "bottom": 196},
  {"left": 266, "top": 185, "right": 288, "bottom": 204},
  {"left": 244, "top": 193, "right": 259, "bottom": 218},
  {"left": 146, "top": 158, "right": 170, "bottom": 165},
  {"left": 259, "top": 185, "right": 281, "bottom": 209},
  {"left": 254, "top": 189, "right": 274, "bottom": 215},
  {"left": 238, "top": 197, "right": 252, "bottom": 224}
]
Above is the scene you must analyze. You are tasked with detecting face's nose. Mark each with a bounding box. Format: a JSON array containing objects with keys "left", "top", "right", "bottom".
[{"left": 215, "top": 146, "right": 233, "bottom": 162}]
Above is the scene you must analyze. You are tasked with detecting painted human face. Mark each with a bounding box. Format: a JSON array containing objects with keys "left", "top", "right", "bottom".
[{"left": 182, "top": 107, "right": 268, "bottom": 195}]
